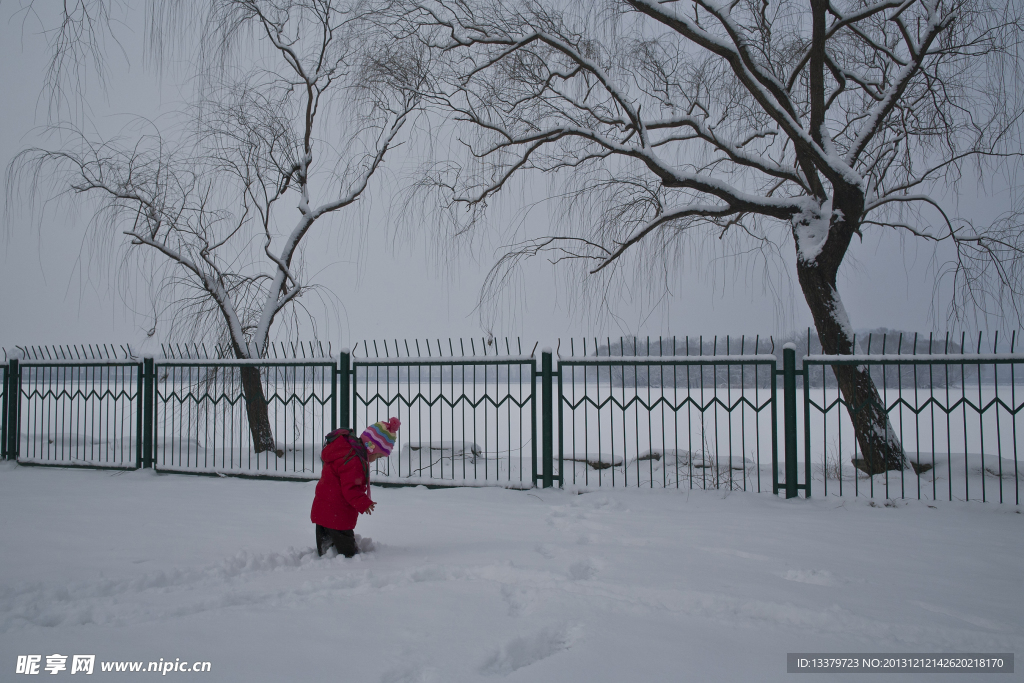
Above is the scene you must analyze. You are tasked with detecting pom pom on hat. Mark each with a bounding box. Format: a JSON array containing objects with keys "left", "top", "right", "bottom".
[{"left": 361, "top": 417, "right": 400, "bottom": 456}]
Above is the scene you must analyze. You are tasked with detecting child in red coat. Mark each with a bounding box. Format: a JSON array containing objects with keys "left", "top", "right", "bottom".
[{"left": 310, "top": 417, "right": 400, "bottom": 557}]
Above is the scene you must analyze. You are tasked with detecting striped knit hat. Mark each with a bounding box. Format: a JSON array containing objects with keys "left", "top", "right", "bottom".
[{"left": 361, "top": 417, "right": 400, "bottom": 456}]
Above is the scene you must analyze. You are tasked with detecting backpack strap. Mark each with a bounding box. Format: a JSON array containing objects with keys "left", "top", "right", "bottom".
[
  {"left": 341, "top": 433, "right": 370, "bottom": 479},
  {"left": 324, "top": 428, "right": 351, "bottom": 445}
]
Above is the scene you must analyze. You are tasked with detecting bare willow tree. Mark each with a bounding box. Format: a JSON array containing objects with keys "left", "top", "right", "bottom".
[
  {"left": 404, "top": 0, "right": 1024, "bottom": 474},
  {"left": 12, "top": 0, "right": 426, "bottom": 454}
]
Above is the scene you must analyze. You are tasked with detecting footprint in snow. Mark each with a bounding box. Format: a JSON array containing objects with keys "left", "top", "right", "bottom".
[
  {"left": 780, "top": 569, "right": 838, "bottom": 586},
  {"left": 380, "top": 664, "right": 438, "bottom": 683},
  {"left": 567, "top": 558, "right": 598, "bottom": 581},
  {"left": 500, "top": 584, "right": 535, "bottom": 617},
  {"left": 480, "top": 625, "right": 577, "bottom": 675},
  {"left": 534, "top": 543, "right": 555, "bottom": 559}
]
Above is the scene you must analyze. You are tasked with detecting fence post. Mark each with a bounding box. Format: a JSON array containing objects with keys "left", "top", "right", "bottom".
[
  {"left": 541, "top": 349, "right": 554, "bottom": 488},
  {"left": 5, "top": 359, "right": 19, "bottom": 460},
  {"left": 531, "top": 357, "right": 538, "bottom": 486},
  {"left": 1, "top": 363, "right": 7, "bottom": 460},
  {"left": 338, "top": 350, "right": 350, "bottom": 431},
  {"left": 135, "top": 361, "right": 144, "bottom": 469},
  {"left": 803, "top": 358, "right": 812, "bottom": 499},
  {"left": 142, "top": 357, "right": 155, "bottom": 468},
  {"left": 783, "top": 344, "right": 798, "bottom": 499}
]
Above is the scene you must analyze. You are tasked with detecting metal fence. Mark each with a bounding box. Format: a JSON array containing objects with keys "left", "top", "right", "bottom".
[
  {"left": 557, "top": 337, "right": 778, "bottom": 491},
  {"left": 351, "top": 338, "right": 537, "bottom": 487},
  {"left": 154, "top": 358, "right": 336, "bottom": 478},
  {"left": 806, "top": 352, "right": 1022, "bottom": 504},
  {"left": 18, "top": 360, "right": 140, "bottom": 468},
  {"left": 1, "top": 345, "right": 337, "bottom": 479},
  {"left": 2, "top": 335, "right": 1022, "bottom": 503}
]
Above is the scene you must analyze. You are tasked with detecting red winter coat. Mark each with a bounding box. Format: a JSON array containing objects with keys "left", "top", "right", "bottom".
[{"left": 310, "top": 431, "right": 373, "bottom": 531}]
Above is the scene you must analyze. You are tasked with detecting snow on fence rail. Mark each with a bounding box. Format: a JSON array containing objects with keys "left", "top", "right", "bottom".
[{"left": 1, "top": 334, "right": 1022, "bottom": 502}]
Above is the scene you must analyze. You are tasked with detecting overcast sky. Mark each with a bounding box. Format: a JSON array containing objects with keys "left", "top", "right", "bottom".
[{"left": 0, "top": 4, "right": 1010, "bottom": 355}]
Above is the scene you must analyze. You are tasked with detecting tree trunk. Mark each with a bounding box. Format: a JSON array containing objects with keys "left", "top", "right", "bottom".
[
  {"left": 796, "top": 260, "right": 906, "bottom": 474},
  {"left": 230, "top": 342, "right": 279, "bottom": 456}
]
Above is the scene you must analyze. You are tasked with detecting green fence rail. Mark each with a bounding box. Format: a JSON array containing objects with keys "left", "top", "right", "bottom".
[{"left": 1, "top": 334, "right": 1021, "bottom": 503}]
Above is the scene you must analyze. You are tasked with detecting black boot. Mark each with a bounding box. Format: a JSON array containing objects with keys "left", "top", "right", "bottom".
[
  {"left": 316, "top": 525, "right": 359, "bottom": 558},
  {"left": 315, "top": 524, "right": 332, "bottom": 557},
  {"left": 327, "top": 528, "right": 359, "bottom": 558}
]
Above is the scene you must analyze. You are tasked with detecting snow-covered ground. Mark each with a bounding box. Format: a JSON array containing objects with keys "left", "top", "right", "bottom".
[{"left": 0, "top": 463, "right": 1020, "bottom": 682}]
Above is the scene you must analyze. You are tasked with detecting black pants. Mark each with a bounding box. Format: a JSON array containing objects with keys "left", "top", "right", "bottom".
[{"left": 316, "top": 525, "right": 359, "bottom": 558}]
